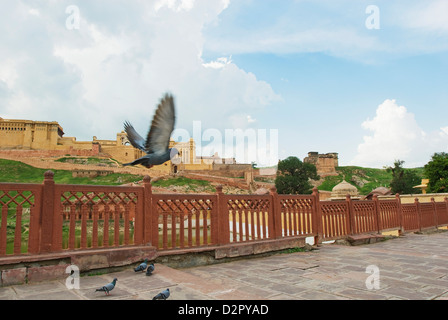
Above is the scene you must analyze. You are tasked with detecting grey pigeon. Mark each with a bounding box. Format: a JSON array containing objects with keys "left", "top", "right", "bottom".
[
  {"left": 123, "top": 93, "right": 179, "bottom": 168},
  {"left": 95, "top": 278, "right": 117, "bottom": 296},
  {"left": 134, "top": 258, "right": 148, "bottom": 272},
  {"left": 152, "top": 288, "right": 170, "bottom": 300},
  {"left": 145, "top": 263, "right": 155, "bottom": 276}
]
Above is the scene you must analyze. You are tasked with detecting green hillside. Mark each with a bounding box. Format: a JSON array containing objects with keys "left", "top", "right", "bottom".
[
  {"left": 317, "top": 166, "right": 425, "bottom": 195},
  {"left": 0, "top": 158, "right": 426, "bottom": 195},
  {"left": 0, "top": 159, "right": 142, "bottom": 185}
]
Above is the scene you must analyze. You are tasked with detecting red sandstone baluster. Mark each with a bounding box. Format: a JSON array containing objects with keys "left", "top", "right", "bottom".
[
  {"left": 81, "top": 204, "right": 87, "bottom": 249},
  {"left": 124, "top": 202, "right": 130, "bottom": 246},
  {"left": 0, "top": 205, "right": 7, "bottom": 255},
  {"left": 179, "top": 212, "right": 185, "bottom": 248},
  {"left": 187, "top": 212, "right": 193, "bottom": 247},
  {"left": 195, "top": 210, "right": 201, "bottom": 246},
  {"left": 114, "top": 207, "right": 120, "bottom": 247},
  {"left": 13, "top": 204, "right": 22, "bottom": 255},
  {"left": 69, "top": 204, "right": 76, "bottom": 250},
  {"left": 103, "top": 205, "right": 110, "bottom": 247},
  {"left": 202, "top": 209, "right": 208, "bottom": 245},
  {"left": 172, "top": 211, "right": 177, "bottom": 248},
  {"left": 162, "top": 213, "right": 168, "bottom": 249},
  {"left": 92, "top": 204, "right": 99, "bottom": 248}
]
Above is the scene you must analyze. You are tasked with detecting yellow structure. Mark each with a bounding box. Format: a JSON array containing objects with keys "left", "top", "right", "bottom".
[
  {"left": 0, "top": 118, "right": 63, "bottom": 150},
  {"left": 413, "top": 179, "right": 429, "bottom": 194},
  {"left": 0, "top": 117, "right": 235, "bottom": 173}
]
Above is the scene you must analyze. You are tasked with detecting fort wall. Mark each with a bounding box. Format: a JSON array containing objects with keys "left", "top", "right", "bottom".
[{"left": 304, "top": 151, "right": 339, "bottom": 176}]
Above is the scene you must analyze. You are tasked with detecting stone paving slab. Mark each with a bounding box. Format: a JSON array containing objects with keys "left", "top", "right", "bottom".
[{"left": 0, "top": 231, "right": 447, "bottom": 300}]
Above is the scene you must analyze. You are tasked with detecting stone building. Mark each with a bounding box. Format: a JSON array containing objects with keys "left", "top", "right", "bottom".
[
  {"left": 0, "top": 117, "right": 64, "bottom": 150},
  {"left": 304, "top": 151, "right": 339, "bottom": 176},
  {"left": 0, "top": 117, "right": 243, "bottom": 174}
]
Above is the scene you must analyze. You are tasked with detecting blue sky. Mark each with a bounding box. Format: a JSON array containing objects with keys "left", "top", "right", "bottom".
[{"left": 1, "top": 0, "right": 447, "bottom": 168}]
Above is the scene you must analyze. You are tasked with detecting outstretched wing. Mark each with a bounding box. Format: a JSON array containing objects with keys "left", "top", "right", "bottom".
[
  {"left": 124, "top": 121, "right": 146, "bottom": 152},
  {"left": 145, "top": 93, "right": 176, "bottom": 154}
]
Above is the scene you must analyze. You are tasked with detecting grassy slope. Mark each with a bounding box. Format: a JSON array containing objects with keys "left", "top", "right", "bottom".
[
  {"left": 0, "top": 158, "right": 425, "bottom": 194},
  {"left": 0, "top": 159, "right": 142, "bottom": 185},
  {"left": 318, "top": 166, "right": 425, "bottom": 195},
  {"left": 152, "top": 176, "right": 215, "bottom": 192}
]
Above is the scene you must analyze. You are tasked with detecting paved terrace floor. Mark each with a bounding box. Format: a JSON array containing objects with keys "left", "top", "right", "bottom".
[{"left": 0, "top": 231, "right": 447, "bottom": 300}]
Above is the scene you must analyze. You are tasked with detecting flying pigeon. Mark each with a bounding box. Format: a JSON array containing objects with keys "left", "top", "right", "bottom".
[
  {"left": 123, "top": 93, "right": 179, "bottom": 169},
  {"left": 95, "top": 278, "right": 117, "bottom": 296},
  {"left": 134, "top": 259, "right": 148, "bottom": 272},
  {"left": 145, "top": 263, "right": 155, "bottom": 276},
  {"left": 152, "top": 288, "right": 170, "bottom": 300}
]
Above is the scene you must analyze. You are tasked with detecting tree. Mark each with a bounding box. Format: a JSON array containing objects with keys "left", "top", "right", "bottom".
[
  {"left": 275, "top": 156, "right": 320, "bottom": 194},
  {"left": 386, "top": 160, "right": 421, "bottom": 194},
  {"left": 424, "top": 152, "right": 448, "bottom": 193}
]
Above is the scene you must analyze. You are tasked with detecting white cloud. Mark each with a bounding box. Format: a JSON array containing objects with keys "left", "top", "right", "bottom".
[
  {"left": 247, "top": 115, "right": 256, "bottom": 123},
  {"left": 202, "top": 0, "right": 448, "bottom": 63},
  {"left": 0, "top": 0, "right": 280, "bottom": 144},
  {"left": 397, "top": 0, "right": 448, "bottom": 34},
  {"left": 350, "top": 99, "right": 448, "bottom": 168},
  {"left": 202, "top": 56, "right": 232, "bottom": 69},
  {"left": 154, "top": 0, "right": 199, "bottom": 12},
  {"left": 28, "top": 8, "right": 40, "bottom": 16},
  {"left": 205, "top": 26, "right": 381, "bottom": 62},
  {"left": 441, "top": 127, "right": 448, "bottom": 136}
]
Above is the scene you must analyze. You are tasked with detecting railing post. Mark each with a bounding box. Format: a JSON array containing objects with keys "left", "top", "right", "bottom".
[
  {"left": 445, "top": 197, "right": 448, "bottom": 226},
  {"left": 40, "top": 171, "right": 55, "bottom": 253},
  {"left": 143, "top": 175, "right": 153, "bottom": 246},
  {"left": 216, "top": 185, "right": 230, "bottom": 245},
  {"left": 269, "top": 187, "right": 282, "bottom": 239},
  {"left": 346, "top": 194, "right": 355, "bottom": 235},
  {"left": 396, "top": 193, "right": 403, "bottom": 236},
  {"left": 312, "top": 187, "right": 322, "bottom": 245},
  {"left": 415, "top": 198, "right": 421, "bottom": 232},
  {"left": 431, "top": 197, "right": 438, "bottom": 228},
  {"left": 373, "top": 195, "right": 382, "bottom": 233}
]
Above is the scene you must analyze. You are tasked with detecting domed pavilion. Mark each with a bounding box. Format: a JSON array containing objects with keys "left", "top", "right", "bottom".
[{"left": 331, "top": 180, "right": 360, "bottom": 200}]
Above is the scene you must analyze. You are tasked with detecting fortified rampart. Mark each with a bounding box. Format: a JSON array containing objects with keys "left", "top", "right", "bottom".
[
  {"left": 0, "top": 117, "right": 247, "bottom": 175},
  {"left": 304, "top": 151, "right": 339, "bottom": 176}
]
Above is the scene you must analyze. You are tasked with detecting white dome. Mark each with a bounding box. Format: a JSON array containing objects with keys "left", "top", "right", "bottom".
[{"left": 331, "top": 180, "right": 359, "bottom": 199}]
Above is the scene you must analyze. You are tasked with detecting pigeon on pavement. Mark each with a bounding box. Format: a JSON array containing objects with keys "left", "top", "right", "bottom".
[
  {"left": 146, "top": 263, "right": 155, "bottom": 276},
  {"left": 95, "top": 278, "right": 117, "bottom": 296},
  {"left": 134, "top": 259, "right": 148, "bottom": 272},
  {"left": 152, "top": 288, "right": 170, "bottom": 300},
  {"left": 123, "top": 93, "right": 179, "bottom": 169}
]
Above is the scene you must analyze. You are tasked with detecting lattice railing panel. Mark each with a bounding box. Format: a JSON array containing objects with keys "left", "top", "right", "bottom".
[
  {"left": 420, "top": 203, "right": 436, "bottom": 230},
  {"left": 378, "top": 200, "right": 400, "bottom": 231},
  {"left": 57, "top": 189, "right": 141, "bottom": 250},
  {"left": 226, "top": 197, "right": 271, "bottom": 243},
  {"left": 279, "top": 197, "right": 315, "bottom": 237},
  {"left": 320, "top": 201, "right": 349, "bottom": 240},
  {"left": 401, "top": 203, "right": 419, "bottom": 232},
  {"left": 352, "top": 201, "right": 377, "bottom": 234},
  {"left": 0, "top": 187, "right": 41, "bottom": 256},
  {"left": 436, "top": 202, "right": 448, "bottom": 226},
  {"left": 154, "top": 196, "right": 216, "bottom": 250}
]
